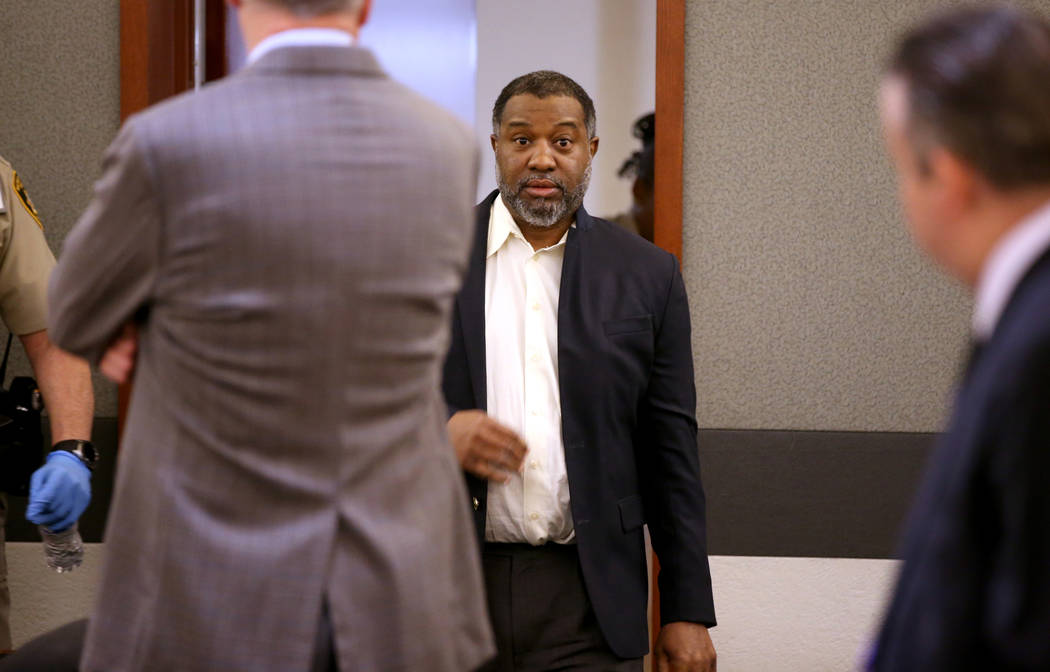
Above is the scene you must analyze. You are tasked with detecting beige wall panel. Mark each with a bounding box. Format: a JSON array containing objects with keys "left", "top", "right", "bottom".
[
  {"left": 708, "top": 555, "right": 899, "bottom": 671},
  {"left": 6, "top": 542, "right": 101, "bottom": 647},
  {"left": 0, "top": 1, "right": 120, "bottom": 415}
]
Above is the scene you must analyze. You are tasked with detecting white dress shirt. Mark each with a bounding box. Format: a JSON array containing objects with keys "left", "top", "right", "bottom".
[
  {"left": 248, "top": 28, "right": 354, "bottom": 64},
  {"left": 973, "top": 200, "right": 1050, "bottom": 340},
  {"left": 484, "top": 195, "right": 575, "bottom": 545}
]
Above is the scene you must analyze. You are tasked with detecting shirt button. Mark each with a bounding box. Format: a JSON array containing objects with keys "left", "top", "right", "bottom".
[
  {"left": 531, "top": 302, "right": 541, "bottom": 311},
  {"left": 530, "top": 353, "right": 540, "bottom": 363},
  {"left": 529, "top": 460, "right": 539, "bottom": 469},
  {"left": 471, "top": 497, "right": 479, "bottom": 511},
  {"left": 530, "top": 512, "right": 540, "bottom": 521}
]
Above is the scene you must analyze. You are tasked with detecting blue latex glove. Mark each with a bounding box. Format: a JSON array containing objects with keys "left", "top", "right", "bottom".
[{"left": 26, "top": 451, "right": 92, "bottom": 532}]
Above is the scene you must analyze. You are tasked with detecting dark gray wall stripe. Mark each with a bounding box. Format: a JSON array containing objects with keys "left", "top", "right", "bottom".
[
  {"left": 7, "top": 423, "right": 937, "bottom": 558},
  {"left": 700, "top": 429, "right": 936, "bottom": 559}
]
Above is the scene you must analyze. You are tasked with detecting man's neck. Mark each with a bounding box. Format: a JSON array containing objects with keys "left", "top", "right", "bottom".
[
  {"left": 961, "top": 187, "right": 1050, "bottom": 288},
  {"left": 239, "top": 7, "right": 360, "bottom": 54},
  {"left": 513, "top": 215, "right": 573, "bottom": 252}
]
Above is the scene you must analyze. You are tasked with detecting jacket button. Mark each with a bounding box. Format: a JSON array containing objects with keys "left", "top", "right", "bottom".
[{"left": 472, "top": 497, "right": 480, "bottom": 511}]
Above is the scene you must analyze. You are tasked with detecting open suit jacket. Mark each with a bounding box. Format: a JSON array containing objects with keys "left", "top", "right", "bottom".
[
  {"left": 48, "top": 47, "right": 494, "bottom": 672},
  {"left": 442, "top": 191, "right": 716, "bottom": 658},
  {"left": 872, "top": 247, "right": 1050, "bottom": 671}
]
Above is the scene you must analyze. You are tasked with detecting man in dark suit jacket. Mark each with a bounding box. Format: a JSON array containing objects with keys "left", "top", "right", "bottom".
[
  {"left": 442, "top": 71, "right": 716, "bottom": 672},
  {"left": 873, "top": 6, "right": 1050, "bottom": 670}
]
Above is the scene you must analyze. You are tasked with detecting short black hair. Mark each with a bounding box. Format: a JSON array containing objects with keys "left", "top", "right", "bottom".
[
  {"left": 888, "top": 5, "right": 1050, "bottom": 189},
  {"left": 492, "top": 71, "right": 597, "bottom": 139},
  {"left": 618, "top": 112, "right": 655, "bottom": 183}
]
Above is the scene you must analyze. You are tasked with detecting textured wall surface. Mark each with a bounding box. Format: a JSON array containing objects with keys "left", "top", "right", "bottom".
[
  {"left": 0, "top": 0, "right": 120, "bottom": 416},
  {"left": 681, "top": 0, "right": 989, "bottom": 433},
  {"left": 708, "top": 556, "right": 899, "bottom": 672}
]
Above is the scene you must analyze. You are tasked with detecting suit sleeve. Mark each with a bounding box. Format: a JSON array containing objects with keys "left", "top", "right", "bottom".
[
  {"left": 48, "top": 120, "right": 161, "bottom": 366},
  {"left": 637, "top": 252, "right": 716, "bottom": 627}
]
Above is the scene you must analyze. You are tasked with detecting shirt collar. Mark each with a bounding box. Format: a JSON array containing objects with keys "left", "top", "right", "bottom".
[
  {"left": 973, "top": 199, "right": 1050, "bottom": 339},
  {"left": 487, "top": 194, "right": 572, "bottom": 258},
  {"left": 248, "top": 28, "right": 354, "bottom": 64}
]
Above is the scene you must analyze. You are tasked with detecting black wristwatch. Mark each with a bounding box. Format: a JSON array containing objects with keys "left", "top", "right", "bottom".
[{"left": 51, "top": 439, "right": 98, "bottom": 471}]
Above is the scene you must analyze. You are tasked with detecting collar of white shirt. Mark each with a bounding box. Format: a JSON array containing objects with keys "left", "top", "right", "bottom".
[
  {"left": 487, "top": 194, "right": 572, "bottom": 258},
  {"left": 972, "top": 199, "right": 1050, "bottom": 340},
  {"left": 248, "top": 28, "right": 354, "bottom": 64}
]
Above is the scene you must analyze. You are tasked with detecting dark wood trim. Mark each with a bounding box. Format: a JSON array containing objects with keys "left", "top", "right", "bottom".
[
  {"left": 205, "top": 0, "right": 229, "bottom": 82},
  {"left": 654, "top": 0, "right": 685, "bottom": 264},
  {"left": 118, "top": 0, "right": 198, "bottom": 438},
  {"left": 651, "top": 0, "right": 686, "bottom": 648},
  {"left": 121, "top": 0, "right": 194, "bottom": 122}
]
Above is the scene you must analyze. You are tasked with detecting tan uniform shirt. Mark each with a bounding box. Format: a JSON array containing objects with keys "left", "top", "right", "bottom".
[
  {"left": 0, "top": 155, "right": 56, "bottom": 651},
  {"left": 0, "top": 156, "right": 56, "bottom": 335}
]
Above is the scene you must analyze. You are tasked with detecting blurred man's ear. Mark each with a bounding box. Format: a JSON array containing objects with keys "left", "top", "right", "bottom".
[
  {"left": 358, "top": 0, "right": 373, "bottom": 28},
  {"left": 490, "top": 134, "right": 499, "bottom": 153},
  {"left": 929, "top": 147, "right": 978, "bottom": 215},
  {"left": 589, "top": 136, "right": 599, "bottom": 158}
]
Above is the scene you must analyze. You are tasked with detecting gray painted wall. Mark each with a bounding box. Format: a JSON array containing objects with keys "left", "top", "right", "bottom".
[
  {"left": 682, "top": 0, "right": 987, "bottom": 433},
  {"left": 0, "top": 0, "right": 121, "bottom": 417},
  {"left": 683, "top": 2, "right": 1050, "bottom": 669}
]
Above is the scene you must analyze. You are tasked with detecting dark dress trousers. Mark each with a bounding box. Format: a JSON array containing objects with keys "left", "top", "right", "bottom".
[
  {"left": 872, "top": 248, "right": 1050, "bottom": 671},
  {"left": 442, "top": 191, "right": 717, "bottom": 659}
]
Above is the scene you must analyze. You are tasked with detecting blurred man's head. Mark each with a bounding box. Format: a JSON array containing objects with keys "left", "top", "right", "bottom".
[
  {"left": 490, "top": 71, "right": 599, "bottom": 231},
  {"left": 881, "top": 6, "right": 1050, "bottom": 285},
  {"left": 228, "top": 0, "right": 372, "bottom": 49}
]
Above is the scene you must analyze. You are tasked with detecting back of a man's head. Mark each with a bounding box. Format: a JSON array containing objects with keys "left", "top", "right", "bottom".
[
  {"left": 887, "top": 5, "right": 1050, "bottom": 191},
  {"left": 259, "top": 0, "right": 364, "bottom": 17}
]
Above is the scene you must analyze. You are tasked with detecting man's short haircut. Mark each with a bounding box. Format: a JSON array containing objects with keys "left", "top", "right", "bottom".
[
  {"left": 261, "top": 0, "right": 363, "bottom": 17},
  {"left": 887, "top": 5, "right": 1050, "bottom": 190},
  {"left": 492, "top": 71, "right": 597, "bottom": 139}
]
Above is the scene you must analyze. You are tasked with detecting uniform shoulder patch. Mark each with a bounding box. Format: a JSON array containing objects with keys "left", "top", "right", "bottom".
[{"left": 11, "top": 171, "right": 43, "bottom": 230}]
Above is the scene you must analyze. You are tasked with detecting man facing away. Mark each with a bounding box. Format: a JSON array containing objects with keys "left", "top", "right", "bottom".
[
  {"left": 44, "top": 1, "right": 494, "bottom": 670},
  {"left": 442, "top": 71, "right": 717, "bottom": 672},
  {"left": 873, "top": 6, "right": 1050, "bottom": 670}
]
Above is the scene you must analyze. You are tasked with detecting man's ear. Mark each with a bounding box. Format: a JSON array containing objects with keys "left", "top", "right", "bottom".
[
  {"left": 358, "top": 0, "right": 373, "bottom": 28},
  {"left": 928, "top": 147, "right": 978, "bottom": 214},
  {"left": 589, "top": 136, "right": 599, "bottom": 158},
  {"left": 490, "top": 134, "right": 499, "bottom": 153}
]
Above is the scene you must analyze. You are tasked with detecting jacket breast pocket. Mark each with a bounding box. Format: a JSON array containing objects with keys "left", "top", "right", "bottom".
[
  {"left": 603, "top": 315, "right": 653, "bottom": 337},
  {"left": 618, "top": 494, "right": 645, "bottom": 532}
]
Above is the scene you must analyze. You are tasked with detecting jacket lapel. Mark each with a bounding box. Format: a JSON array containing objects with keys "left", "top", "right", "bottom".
[
  {"left": 557, "top": 207, "right": 594, "bottom": 449},
  {"left": 458, "top": 192, "right": 499, "bottom": 411}
]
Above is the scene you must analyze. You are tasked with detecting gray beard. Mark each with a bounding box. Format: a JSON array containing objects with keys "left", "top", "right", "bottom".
[{"left": 497, "top": 162, "right": 592, "bottom": 229}]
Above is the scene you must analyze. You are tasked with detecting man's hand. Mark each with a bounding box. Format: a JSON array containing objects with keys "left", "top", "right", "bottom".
[
  {"left": 654, "top": 622, "right": 716, "bottom": 672},
  {"left": 26, "top": 452, "right": 92, "bottom": 532},
  {"left": 447, "top": 410, "right": 527, "bottom": 483},
  {"left": 99, "top": 323, "right": 138, "bottom": 384}
]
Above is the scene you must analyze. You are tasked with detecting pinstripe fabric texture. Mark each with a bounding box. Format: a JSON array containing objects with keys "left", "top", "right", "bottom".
[{"left": 48, "top": 46, "right": 493, "bottom": 672}]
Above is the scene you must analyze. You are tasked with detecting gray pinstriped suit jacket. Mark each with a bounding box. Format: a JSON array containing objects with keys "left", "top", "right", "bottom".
[{"left": 48, "top": 46, "right": 494, "bottom": 672}]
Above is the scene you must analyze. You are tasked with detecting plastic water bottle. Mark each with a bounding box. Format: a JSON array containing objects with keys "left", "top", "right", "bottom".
[{"left": 39, "top": 522, "right": 84, "bottom": 573}]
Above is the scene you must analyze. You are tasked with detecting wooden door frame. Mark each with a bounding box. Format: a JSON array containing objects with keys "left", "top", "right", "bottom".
[
  {"left": 119, "top": 0, "right": 687, "bottom": 650},
  {"left": 118, "top": 0, "right": 227, "bottom": 438},
  {"left": 651, "top": 0, "right": 686, "bottom": 649}
]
